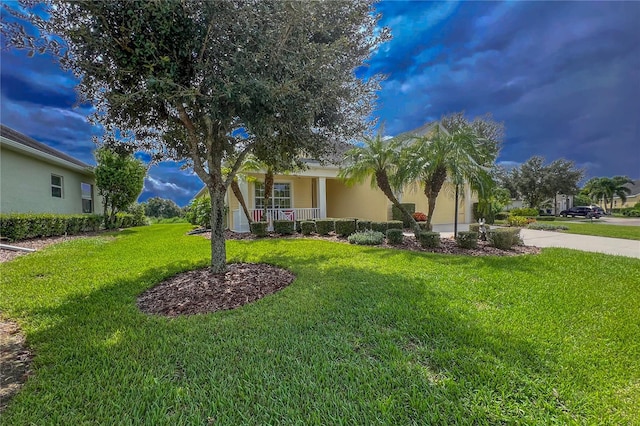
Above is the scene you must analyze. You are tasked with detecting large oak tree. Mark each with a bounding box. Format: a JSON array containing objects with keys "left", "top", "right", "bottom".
[{"left": 5, "top": 0, "right": 388, "bottom": 272}]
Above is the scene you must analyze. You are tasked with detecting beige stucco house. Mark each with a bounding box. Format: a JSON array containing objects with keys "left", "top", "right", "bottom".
[
  {"left": 194, "top": 160, "right": 477, "bottom": 232},
  {"left": 0, "top": 125, "right": 102, "bottom": 215},
  {"left": 612, "top": 180, "right": 640, "bottom": 209}
]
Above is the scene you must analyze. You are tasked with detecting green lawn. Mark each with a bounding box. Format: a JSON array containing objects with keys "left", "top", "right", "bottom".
[
  {"left": 1, "top": 224, "right": 639, "bottom": 424},
  {"left": 557, "top": 222, "right": 640, "bottom": 240}
]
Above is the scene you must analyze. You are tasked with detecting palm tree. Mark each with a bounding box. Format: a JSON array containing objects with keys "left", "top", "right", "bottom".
[
  {"left": 585, "top": 176, "right": 633, "bottom": 213},
  {"left": 400, "top": 122, "right": 494, "bottom": 231},
  {"left": 338, "top": 131, "right": 420, "bottom": 234}
]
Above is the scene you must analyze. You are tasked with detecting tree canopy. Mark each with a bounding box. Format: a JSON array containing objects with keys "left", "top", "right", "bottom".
[{"left": 6, "top": 0, "right": 389, "bottom": 272}]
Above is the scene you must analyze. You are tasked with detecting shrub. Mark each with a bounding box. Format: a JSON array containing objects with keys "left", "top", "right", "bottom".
[
  {"left": 507, "top": 216, "right": 529, "bottom": 227},
  {"left": 535, "top": 216, "right": 555, "bottom": 221},
  {"left": 417, "top": 231, "right": 440, "bottom": 248},
  {"left": 125, "top": 203, "right": 148, "bottom": 226},
  {"left": 300, "top": 221, "right": 316, "bottom": 235},
  {"left": 509, "top": 207, "right": 538, "bottom": 217},
  {"left": 348, "top": 230, "right": 384, "bottom": 245},
  {"left": 417, "top": 221, "right": 432, "bottom": 232},
  {"left": 456, "top": 231, "right": 478, "bottom": 249},
  {"left": 528, "top": 223, "right": 568, "bottom": 231},
  {"left": 294, "top": 220, "right": 302, "bottom": 233},
  {"left": 386, "top": 228, "right": 404, "bottom": 245},
  {"left": 0, "top": 213, "right": 104, "bottom": 242},
  {"left": 387, "top": 220, "right": 403, "bottom": 230},
  {"left": 469, "top": 223, "right": 491, "bottom": 234},
  {"left": 413, "top": 211, "right": 427, "bottom": 222},
  {"left": 185, "top": 196, "right": 212, "bottom": 228},
  {"left": 495, "top": 212, "right": 508, "bottom": 221},
  {"left": 335, "top": 218, "right": 357, "bottom": 237},
  {"left": 356, "top": 220, "right": 371, "bottom": 231},
  {"left": 315, "top": 219, "right": 335, "bottom": 235},
  {"left": 488, "top": 228, "right": 521, "bottom": 250},
  {"left": 371, "top": 221, "right": 387, "bottom": 233},
  {"left": 273, "top": 220, "right": 295, "bottom": 235},
  {"left": 392, "top": 203, "right": 415, "bottom": 228},
  {"left": 250, "top": 221, "right": 268, "bottom": 237}
]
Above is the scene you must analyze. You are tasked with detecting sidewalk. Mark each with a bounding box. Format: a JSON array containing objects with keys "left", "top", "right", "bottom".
[{"left": 431, "top": 223, "right": 640, "bottom": 259}]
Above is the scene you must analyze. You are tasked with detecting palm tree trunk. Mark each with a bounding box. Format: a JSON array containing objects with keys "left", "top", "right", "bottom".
[
  {"left": 375, "top": 170, "right": 420, "bottom": 234},
  {"left": 231, "top": 180, "right": 252, "bottom": 223},
  {"left": 424, "top": 165, "right": 447, "bottom": 229}
]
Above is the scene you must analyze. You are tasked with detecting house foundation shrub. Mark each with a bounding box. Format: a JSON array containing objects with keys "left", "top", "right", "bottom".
[
  {"left": 300, "top": 221, "right": 316, "bottom": 235},
  {"left": 417, "top": 221, "right": 432, "bottom": 232},
  {"left": 418, "top": 231, "right": 440, "bottom": 248},
  {"left": 250, "top": 221, "right": 268, "bottom": 237},
  {"left": 488, "top": 228, "right": 521, "bottom": 250},
  {"left": 469, "top": 223, "right": 491, "bottom": 235},
  {"left": 348, "top": 230, "right": 384, "bottom": 245},
  {"left": 509, "top": 207, "right": 538, "bottom": 217},
  {"left": 0, "top": 213, "right": 104, "bottom": 242},
  {"left": 273, "top": 220, "right": 295, "bottom": 235},
  {"left": 335, "top": 219, "right": 357, "bottom": 237},
  {"left": 386, "top": 228, "right": 403, "bottom": 245},
  {"left": 371, "top": 221, "right": 387, "bottom": 233},
  {"left": 387, "top": 220, "right": 403, "bottom": 230},
  {"left": 356, "top": 220, "right": 371, "bottom": 231},
  {"left": 392, "top": 203, "right": 415, "bottom": 228},
  {"left": 456, "top": 231, "right": 478, "bottom": 249},
  {"left": 315, "top": 219, "right": 335, "bottom": 236}
]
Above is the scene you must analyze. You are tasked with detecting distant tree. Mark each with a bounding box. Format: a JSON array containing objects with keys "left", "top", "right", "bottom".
[
  {"left": 94, "top": 148, "right": 146, "bottom": 228},
  {"left": 6, "top": 1, "right": 388, "bottom": 272},
  {"left": 573, "top": 193, "right": 593, "bottom": 207},
  {"left": 143, "top": 197, "right": 182, "bottom": 219},
  {"left": 583, "top": 176, "right": 633, "bottom": 212}
]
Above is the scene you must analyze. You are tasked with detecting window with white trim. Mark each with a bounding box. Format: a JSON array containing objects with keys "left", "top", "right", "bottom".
[
  {"left": 255, "top": 182, "right": 291, "bottom": 209},
  {"left": 51, "top": 174, "right": 63, "bottom": 198},
  {"left": 81, "top": 182, "right": 93, "bottom": 213}
]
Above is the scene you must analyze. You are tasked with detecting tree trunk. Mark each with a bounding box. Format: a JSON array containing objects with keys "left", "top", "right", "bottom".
[
  {"left": 375, "top": 170, "right": 420, "bottom": 235},
  {"left": 424, "top": 165, "right": 447, "bottom": 230},
  {"left": 208, "top": 183, "right": 227, "bottom": 273},
  {"left": 263, "top": 169, "right": 274, "bottom": 221},
  {"left": 231, "top": 180, "right": 252, "bottom": 223}
]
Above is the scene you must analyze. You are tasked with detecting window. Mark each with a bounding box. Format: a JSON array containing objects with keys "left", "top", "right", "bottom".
[
  {"left": 255, "top": 182, "right": 291, "bottom": 209},
  {"left": 81, "top": 182, "right": 93, "bottom": 213},
  {"left": 51, "top": 174, "right": 63, "bottom": 198}
]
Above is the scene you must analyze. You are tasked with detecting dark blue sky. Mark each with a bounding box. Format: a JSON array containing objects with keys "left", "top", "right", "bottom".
[{"left": 2, "top": 1, "right": 639, "bottom": 206}]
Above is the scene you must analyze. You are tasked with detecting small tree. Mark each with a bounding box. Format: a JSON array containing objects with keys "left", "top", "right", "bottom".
[{"left": 94, "top": 147, "right": 146, "bottom": 228}]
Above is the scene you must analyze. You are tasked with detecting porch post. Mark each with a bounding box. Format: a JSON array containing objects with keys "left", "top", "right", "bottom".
[
  {"left": 318, "top": 177, "right": 327, "bottom": 219},
  {"left": 464, "top": 183, "right": 472, "bottom": 224}
]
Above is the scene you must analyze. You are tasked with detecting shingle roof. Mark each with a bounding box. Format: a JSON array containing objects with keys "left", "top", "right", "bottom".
[
  {"left": 0, "top": 124, "right": 91, "bottom": 169},
  {"left": 622, "top": 180, "right": 640, "bottom": 197}
]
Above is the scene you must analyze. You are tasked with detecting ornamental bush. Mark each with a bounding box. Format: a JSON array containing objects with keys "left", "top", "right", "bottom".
[
  {"left": 507, "top": 216, "right": 529, "bottom": 227},
  {"left": 509, "top": 207, "right": 538, "bottom": 217},
  {"left": 348, "top": 230, "right": 384, "bottom": 245},
  {"left": 387, "top": 220, "right": 403, "bottom": 230},
  {"left": 0, "top": 213, "right": 104, "bottom": 242},
  {"left": 300, "top": 221, "right": 316, "bottom": 235},
  {"left": 456, "top": 231, "right": 478, "bottom": 249},
  {"left": 488, "top": 228, "right": 521, "bottom": 250},
  {"left": 315, "top": 219, "right": 335, "bottom": 235},
  {"left": 370, "top": 221, "right": 387, "bottom": 233},
  {"left": 413, "top": 211, "right": 427, "bottom": 222},
  {"left": 417, "top": 231, "right": 440, "bottom": 248},
  {"left": 391, "top": 203, "right": 415, "bottom": 228},
  {"left": 386, "top": 228, "right": 404, "bottom": 245},
  {"left": 356, "top": 220, "right": 371, "bottom": 231},
  {"left": 469, "top": 223, "right": 491, "bottom": 234},
  {"left": 273, "top": 220, "right": 295, "bottom": 235},
  {"left": 250, "top": 221, "right": 268, "bottom": 237},
  {"left": 417, "top": 221, "right": 432, "bottom": 232},
  {"left": 335, "top": 218, "right": 357, "bottom": 237}
]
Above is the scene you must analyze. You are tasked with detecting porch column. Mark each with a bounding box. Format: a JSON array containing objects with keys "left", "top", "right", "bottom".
[
  {"left": 237, "top": 179, "right": 250, "bottom": 231},
  {"left": 464, "top": 184, "right": 473, "bottom": 224},
  {"left": 318, "top": 177, "right": 327, "bottom": 219}
]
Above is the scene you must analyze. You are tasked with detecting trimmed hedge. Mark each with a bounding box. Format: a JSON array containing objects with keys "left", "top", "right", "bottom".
[
  {"left": 386, "top": 228, "right": 404, "bottom": 245},
  {"left": 392, "top": 203, "right": 415, "bottom": 228},
  {"left": 356, "top": 220, "right": 371, "bottom": 231},
  {"left": 456, "top": 231, "right": 478, "bottom": 249},
  {"left": 528, "top": 223, "right": 568, "bottom": 231},
  {"left": 387, "top": 220, "right": 403, "bottom": 230},
  {"left": 469, "top": 223, "right": 491, "bottom": 236},
  {"left": 535, "top": 216, "right": 555, "bottom": 221},
  {"left": 488, "top": 228, "right": 521, "bottom": 250},
  {"left": 371, "top": 221, "right": 387, "bottom": 233},
  {"left": 418, "top": 231, "right": 440, "bottom": 248},
  {"left": 0, "top": 213, "right": 104, "bottom": 242},
  {"left": 315, "top": 219, "right": 335, "bottom": 236},
  {"left": 250, "top": 221, "right": 268, "bottom": 237},
  {"left": 273, "top": 220, "right": 295, "bottom": 235},
  {"left": 417, "top": 221, "right": 432, "bottom": 232},
  {"left": 300, "top": 221, "right": 316, "bottom": 235},
  {"left": 348, "top": 230, "right": 384, "bottom": 245},
  {"left": 335, "top": 219, "right": 357, "bottom": 237},
  {"left": 509, "top": 207, "right": 538, "bottom": 217}
]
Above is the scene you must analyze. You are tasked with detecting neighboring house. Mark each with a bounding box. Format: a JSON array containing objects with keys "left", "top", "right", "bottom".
[
  {"left": 0, "top": 125, "right": 102, "bottom": 215},
  {"left": 193, "top": 159, "right": 477, "bottom": 232},
  {"left": 613, "top": 179, "right": 640, "bottom": 209},
  {"left": 505, "top": 194, "right": 574, "bottom": 215}
]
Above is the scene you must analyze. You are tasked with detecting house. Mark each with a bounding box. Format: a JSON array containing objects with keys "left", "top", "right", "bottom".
[
  {"left": 0, "top": 125, "right": 102, "bottom": 215},
  {"left": 613, "top": 179, "right": 640, "bottom": 209},
  {"left": 194, "top": 159, "right": 477, "bottom": 232}
]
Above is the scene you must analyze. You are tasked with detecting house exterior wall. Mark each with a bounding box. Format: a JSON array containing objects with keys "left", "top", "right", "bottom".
[
  {"left": 0, "top": 146, "right": 101, "bottom": 215},
  {"left": 326, "top": 179, "right": 390, "bottom": 221},
  {"left": 614, "top": 194, "right": 640, "bottom": 209},
  {"left": 401, "top": 182, "right": 468, "bottom": 224}
]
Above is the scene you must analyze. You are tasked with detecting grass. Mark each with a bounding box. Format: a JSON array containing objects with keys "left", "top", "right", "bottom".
[
  {"left": 1, "top": 224, "right": 639, "bottom": 424},
  {"left": 556, "top": 222, "right": 640, "bottom": 240}
]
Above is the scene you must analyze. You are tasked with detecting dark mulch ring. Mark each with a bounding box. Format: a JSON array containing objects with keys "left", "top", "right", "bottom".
[
  {"left": 218, "top": 229, "right": 541, "bottom": 257},
  {"left": 137, "top": 263, "right": 296, "bottom": 317},
  {"left": 0, "top": 319, "right": 33, "bottom": 413}
]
